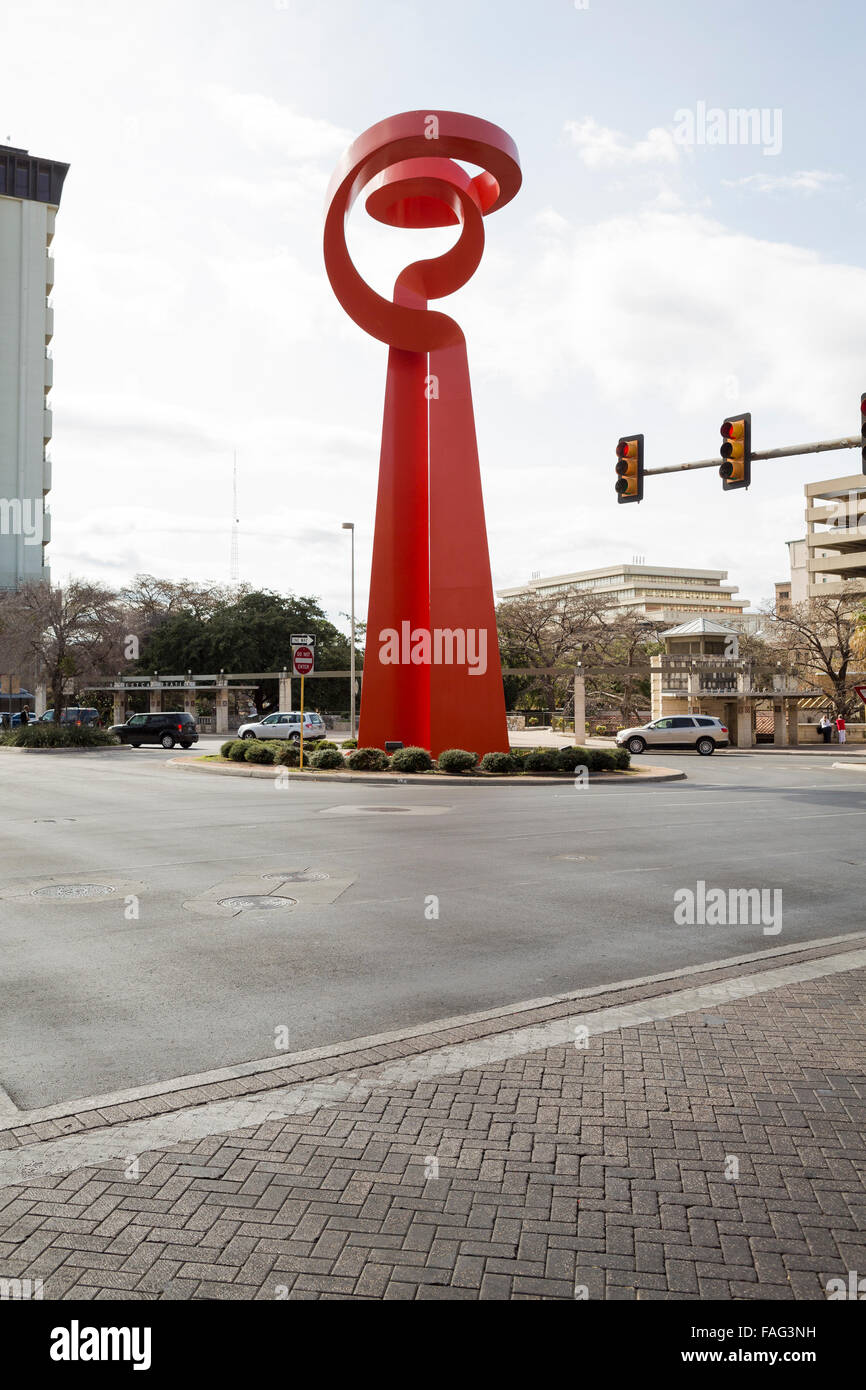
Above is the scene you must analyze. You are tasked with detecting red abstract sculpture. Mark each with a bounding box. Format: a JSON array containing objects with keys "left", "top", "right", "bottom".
[{"left": 324, "top": 111, "right": 521, "bottom": 757}]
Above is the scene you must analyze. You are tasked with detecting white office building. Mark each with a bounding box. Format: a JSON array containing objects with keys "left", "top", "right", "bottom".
[
  {"left": 0, "top": 143, "right": 68, "bottom": 590},
  {"left": 497, "top": 563, "right": 759, "bottom": 631}
]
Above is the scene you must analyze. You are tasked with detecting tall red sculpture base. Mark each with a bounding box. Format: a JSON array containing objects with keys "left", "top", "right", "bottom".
[{"left": 324, "top": 112, "right": 521, "bottom": 757}]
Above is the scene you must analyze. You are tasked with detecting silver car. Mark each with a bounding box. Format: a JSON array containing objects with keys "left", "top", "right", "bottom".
[
  {"left": 616, "top": 715, "right": 729, "bottom": 756},
  {"left": 237, "top": 710, "right": 326, "bottom": 742}
]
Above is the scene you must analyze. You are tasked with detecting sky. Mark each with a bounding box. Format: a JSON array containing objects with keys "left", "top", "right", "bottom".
[{"left": 4, "top": 0, "right": 866, "bottom": 634}]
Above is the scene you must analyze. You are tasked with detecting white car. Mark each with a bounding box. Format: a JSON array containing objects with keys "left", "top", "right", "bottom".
[
  {"left": 237, "top": 710, "right": 327, "bottom": 742},
  {"left": 616, "top": 715, "right": 729, "bottom": 756}
]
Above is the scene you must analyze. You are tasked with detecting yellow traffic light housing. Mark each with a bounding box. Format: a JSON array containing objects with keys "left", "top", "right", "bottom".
[
  {"left": 615, "top": 434, "right": 644, "bottom": 503},
  {"left": 719, "top": 413, "right": 751, "bottom": 490}
]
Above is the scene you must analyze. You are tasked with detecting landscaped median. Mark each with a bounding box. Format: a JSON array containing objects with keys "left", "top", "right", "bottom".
[
  {"left": 169, "top": 739, "right": 685, "bottom": 785},
  {"left": 0, "top": 726, "right": 127, "bottom": 753}
]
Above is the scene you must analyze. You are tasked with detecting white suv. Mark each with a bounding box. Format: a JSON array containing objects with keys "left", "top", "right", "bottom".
[
  {"left": 237, "top": 711, "right": 327, "bottom": 742},
  {"left": 616, "top": 715, "right": 729, "bottom": 756}
]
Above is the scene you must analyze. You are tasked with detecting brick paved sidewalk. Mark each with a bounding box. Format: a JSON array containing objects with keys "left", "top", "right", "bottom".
[{"left": 0, "top": 958, "right": 863, "bottom": 1301}]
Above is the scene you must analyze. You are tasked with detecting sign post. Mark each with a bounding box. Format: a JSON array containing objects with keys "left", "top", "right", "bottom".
[{"left": 290, "top": 636, "right": 316, "bottom": 768}]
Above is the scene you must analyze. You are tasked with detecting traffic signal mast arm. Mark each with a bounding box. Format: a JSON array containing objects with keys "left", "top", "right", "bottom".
[{"left": 642, "top": 433, "right": 860, "bottom": 477}]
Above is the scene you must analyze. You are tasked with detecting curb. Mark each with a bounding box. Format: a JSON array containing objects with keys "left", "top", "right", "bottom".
[
  {"left": 1, "top": 930, "right": 862, "bottom": 1141},
  {"left": 167, "top": 758, "right": 687, "bottom": 786},
  {"left": 832, "top": 761, "right": 866, "bottom": 772}
]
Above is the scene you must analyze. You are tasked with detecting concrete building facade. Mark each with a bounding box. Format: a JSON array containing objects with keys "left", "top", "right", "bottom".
[
  {"left": 778, "top": 475, "right": 866, "bottom": 608},
  {"left": 0, "top": 143, "right": 68, "bottom": 590},
  {"left": 497, "top": 563, "right": 759, "bottom": 630}
]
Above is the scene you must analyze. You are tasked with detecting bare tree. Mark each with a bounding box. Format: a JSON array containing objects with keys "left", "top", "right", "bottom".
[
  {"left": 0, "top": 581, "right": 123, "bottom": 720},
  {"left": 497, "top": 590, "right": 660, "bottom": 722},
  {"left": 762, "top": 587, "right": 864, "bottom": 718}
]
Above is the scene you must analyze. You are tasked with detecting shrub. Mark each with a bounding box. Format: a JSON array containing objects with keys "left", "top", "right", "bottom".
[
  {"left": 347, "top": 746, "right": 389, "bottom": 771},
  {"left": 508, "top": 746, "right": 532, "bottom": 763},
  {"left": 437, "top": 748, "right": 478, "bottom": 774},
  {"left": 594, "top": 724, "right": 609, "bottom": 736},
  {"left": 389, "top": 745, "right": 433, "bottom": 773},
  {"left": 527, "top": 717, "right": 539, "bottom": 727},
  {"left": 586, "top": 748, "right": 617, "bottom": 772},
  {"left": 309, "top": 747, "right": 346, "bottom": 769},
  {"left": 227, "top": 740, "right": 248, "bottom": 761},
  {"left": 613, "top": 747, "right": 630, "bottom": 770},
  {"left": 0, "top": 723, "right": 119, "bottom": 748},
  {"left": 523, "top": 749, "right": 561, "bottom": 772},
  {"left": 277, "top": 743, "right": 300, "bottom": 767},
  {"left": 244, "top": 740, "right": 276, "bottom": 764},
  {"left": 219, "top": 739, "right": 237, "bottom": 758},
  {"left": 479, "top": 751, "right": 517, "bottom": 775},
  {"left": 313, "top": 739, "right": 338, "bottom": 750},
  {"left": 556, "top": 746, "right": 591, "bottom": 773},
  {"left": 342, "top": 737, "right": 358, "bottom": 749}
]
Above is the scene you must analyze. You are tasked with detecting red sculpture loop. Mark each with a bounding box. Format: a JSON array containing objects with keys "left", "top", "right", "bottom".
[{"left": 324, "top": 111, "right": 521, "bottom": 757}]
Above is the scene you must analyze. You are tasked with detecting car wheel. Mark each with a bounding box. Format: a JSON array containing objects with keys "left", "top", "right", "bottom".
[
  {"left": 160, "top": 733, "right": 176, "bottom": 749},
  {"left": 241, "top": 730, "right": 257, "bottom": 739},
  {"left": 289, "top": 732, "right": 300, "bottom": 742},
  {"left": 696, "top": 737, "right": 715, "bottom": 756},
  {"left": 130, "top": 741, "right": 141, "bottom": 748},
  {"left": 180, "top": 741, "right": 193, "bottom": 750},
  {"left": 627, "top": 737, "right": 646, "bottom": 755}
]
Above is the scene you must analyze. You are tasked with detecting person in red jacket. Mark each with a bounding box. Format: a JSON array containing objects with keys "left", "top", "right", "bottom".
[{"left": 835, "top": 714, "right": 847, "bottom": 744}]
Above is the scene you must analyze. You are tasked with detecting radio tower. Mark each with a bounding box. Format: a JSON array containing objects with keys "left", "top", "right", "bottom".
[{"left": 230, "top": 453, "right": 239, "bottom": 586}]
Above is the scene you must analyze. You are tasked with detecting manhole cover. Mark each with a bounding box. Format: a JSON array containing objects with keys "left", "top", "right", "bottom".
[
  {"left": 217, "top": 895, "right": 297, "bottom": 911},
  {"left": 261, "top": 870, "right": 330, "bottom": 882},
  {"left": 32, "top": 884, "right": 116, "bottom": 899}
]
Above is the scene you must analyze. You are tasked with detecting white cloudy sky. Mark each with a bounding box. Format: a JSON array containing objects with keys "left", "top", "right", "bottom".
[{"left": 4, "top": 0, "right": 866, "bottom": 631}]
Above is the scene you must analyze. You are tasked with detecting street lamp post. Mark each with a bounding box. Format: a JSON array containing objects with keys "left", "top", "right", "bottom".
[{"left": 342, "top": 522, "right": 356, "bottom": 739}]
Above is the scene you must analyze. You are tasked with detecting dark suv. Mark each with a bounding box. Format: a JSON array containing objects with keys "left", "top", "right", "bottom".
[
  {"left": 38, "top": 707, "right": 101, "bottom": 727},
  {"left": 110, "top": 711, "right": 199, "bottom": 749}
]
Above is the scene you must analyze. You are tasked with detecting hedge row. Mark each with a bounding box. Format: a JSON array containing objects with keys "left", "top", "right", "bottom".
[
  {"left": 0, "top": 724, "right": 120, "bottom": 748},
  {"left": 216, "top": 740, "right": 630, "bottom": 774}
]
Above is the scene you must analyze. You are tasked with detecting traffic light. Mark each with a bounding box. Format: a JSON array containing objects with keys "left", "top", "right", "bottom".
[
  {"left": 719, "top": 412, "right": 751, "bottom": 490},
  {"left": 615, "top": 433, "right": 644, "bottom": 503},
  {"left": 860, "top": 393, "right": 865, "bottom": 474}
]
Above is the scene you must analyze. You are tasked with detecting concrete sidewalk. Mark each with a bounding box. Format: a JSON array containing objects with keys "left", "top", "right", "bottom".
[{"left": 0, "top": 935, "right": 863, "bottom": 1301}]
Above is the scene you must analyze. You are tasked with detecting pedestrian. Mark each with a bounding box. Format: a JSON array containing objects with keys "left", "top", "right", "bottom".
[
  {"left": 819, "top": 713, "right": 832, "bottom": 743},
  {"left": 20, "top": 704, "right": 30, "bottom": 726},
  {"left": 835, "top": 714, "right": 846, "bottom": 744}
]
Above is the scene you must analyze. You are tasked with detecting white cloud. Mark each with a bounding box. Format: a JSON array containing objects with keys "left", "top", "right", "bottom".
[
  {"left": 564, "top": 118, "right": 681, "bottom": 169},
  {"left": 723, "top": 170, "right": 845, "bottom": 195},
  {"left": 206, "top": 87, "right": 353, "bottom": 161}
]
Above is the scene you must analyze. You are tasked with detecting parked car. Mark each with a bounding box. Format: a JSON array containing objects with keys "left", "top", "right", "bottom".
[
  {"left": 615, "top": 715, "right": 729, "bottom": 756},
  {"left": 237, "top": 710, "right": 326, "bottom": 742},
  {"left": 38, "top": 707, "right": 101, "bottom": 727},
  {"left": 108, "top": 711, "right": 199, "bottom": 749}
]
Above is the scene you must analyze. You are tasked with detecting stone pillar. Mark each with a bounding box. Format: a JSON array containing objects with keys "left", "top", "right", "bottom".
[
  {"left": 112, "top": 691, "right": 127, "bottom": 725},
  {"left": 573, "top": 673, "right": 586, "bottom": 744},
  {"left": 183, "top": 685, "right": 197, "bottom": 719},
  {"left": 148, "top": 684, "right": 162, "bottom": 713},
  {"left": 787, "top": 702, "right": 799, "bottom": 745},
  {"left": 215, "top": 685, "right": 229, "bottom": 735},
  {"left": 278, "top": 671, "right": 292, "bottom": 712},
  {"left": 736, "top": 702, "right": 754, "bottom": 748},
  {"left": 35, "top": 681, "right": 47, "bottom": 716},
  {"left": 774, "top": 702, "right": 789, "bottom": 746}
]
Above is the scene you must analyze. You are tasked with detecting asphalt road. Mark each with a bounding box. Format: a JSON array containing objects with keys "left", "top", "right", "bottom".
[{"left": 1, "top": 747, "right": 864, "bottom": 1111}]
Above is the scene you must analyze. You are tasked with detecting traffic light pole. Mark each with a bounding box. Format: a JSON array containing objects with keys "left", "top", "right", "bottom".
[{"left": 643, "top": 435, "right": 860, "bottom": 477}]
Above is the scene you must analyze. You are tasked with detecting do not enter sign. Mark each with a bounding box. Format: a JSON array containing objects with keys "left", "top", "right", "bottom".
[{"left": 292, "top": 645, "right": 314, "bottom": 676}]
